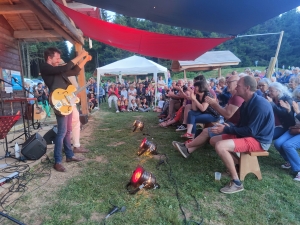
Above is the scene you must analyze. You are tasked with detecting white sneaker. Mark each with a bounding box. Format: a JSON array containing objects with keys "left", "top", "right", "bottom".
[
  {"left": 176, "top": 124, "right": 187, "bottom": 132},
  {"left": 281, "top": 162, "right": 291, "bottom": 169},
  {"left": 294, "top": 172, "right": 300, "bottom": 181},
  {"left": 116, "top": 110, "right": 120, "bottom": 113}
]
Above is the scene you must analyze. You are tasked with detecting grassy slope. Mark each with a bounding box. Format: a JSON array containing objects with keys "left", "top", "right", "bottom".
[
  {"left": 31, "top": 103, "right": 300, "bottom": 225},
  {"left": 172, "top": 66, "right": 267, "bottom": 80}
]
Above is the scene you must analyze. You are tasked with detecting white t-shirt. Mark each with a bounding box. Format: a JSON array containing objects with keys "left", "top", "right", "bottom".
[
  {"left": 158, "top": 80, "right": 165, "bottom": 88},
  {"left": 128, "top": 88, "right": 137, "bottom": 98},
  {"left": 158, "top": 100, "right": 165, "bottom": 109},
  {"left": 121, "top": 90, "right": 128, "bottom": 99}
]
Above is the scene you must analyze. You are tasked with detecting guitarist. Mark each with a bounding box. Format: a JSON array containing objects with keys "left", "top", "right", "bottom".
[{"left": 40, "top": 47, "right": 92, "bottom": 172}]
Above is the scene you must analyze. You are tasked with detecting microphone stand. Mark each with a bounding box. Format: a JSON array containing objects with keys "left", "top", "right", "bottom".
[
  {"left": 0, "top": 79, "right": 26, "bottom": 162},
  {"left": 0, "top": 211, "right": 26, "bottom": 225}
]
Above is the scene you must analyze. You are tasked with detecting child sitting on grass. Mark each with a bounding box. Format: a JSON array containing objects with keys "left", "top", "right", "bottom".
[
  {"left": 153, "top": 94, "right": 165, "bottom": 112},
  {"left": 117, "top": 95, "right": 128, "bottom": 112},
  {"left": 128, "top": 98, "right": 138, "bottom": 111},
  {"left": 88, "top": 93, "right": 98, "bottom": 112},
  {"left": 139, "top": 96, "right": 150, "bottom": 112}
]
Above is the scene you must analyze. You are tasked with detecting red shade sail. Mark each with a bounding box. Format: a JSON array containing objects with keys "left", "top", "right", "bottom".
[{"left": 56, "top": 2, "right": 233, "bottom": 61}]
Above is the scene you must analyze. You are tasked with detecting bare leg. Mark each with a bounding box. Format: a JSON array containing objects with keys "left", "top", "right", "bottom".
[
  {"left": 186, "top": 128, "right": 210, "bottom": 153},
  {"left": 167, "top": 99, "right": 175, "bottom": 119},
  {"left": 210, "top": 135, "right": 223, "bottom": 147},
  {"left": 215, "top": 139, "right": 239, "bottom": 180},
  {"left": 186, "top": 124, "right": 193, "bottom": 134},
  {"left": 183, "top": 104, "right": 191, "bottom": 124}
]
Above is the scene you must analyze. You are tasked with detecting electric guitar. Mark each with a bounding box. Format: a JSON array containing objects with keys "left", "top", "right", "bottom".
[{"left": 49, "top": 82, "right": 91, "bottom": 116}]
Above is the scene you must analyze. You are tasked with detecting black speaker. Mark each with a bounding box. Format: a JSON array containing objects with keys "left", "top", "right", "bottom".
[
  {"left": 43, "top": 125, "right": 57, "bottom": 145},
  {"left": 21, "top": 133, "right": 47, "bottom": 160}
]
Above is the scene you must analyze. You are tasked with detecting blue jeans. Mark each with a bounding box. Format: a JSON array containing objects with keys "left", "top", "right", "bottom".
[
  {"left": 187, "top": 110, "right": 219, "bottom": 134},
  {"left": 274, "top": 130, "right": 300, "bottom": 172},
  {"left": 54, "top": 113, "right": 74, "bottom": 163},
  {"left": 273, "top": 126, "right": 286, "bottom": 140}
]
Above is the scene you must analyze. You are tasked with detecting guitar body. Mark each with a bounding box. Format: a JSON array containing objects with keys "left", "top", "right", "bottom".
[{"left": 50, "top": 85, "right": 80, "bottom": 116}]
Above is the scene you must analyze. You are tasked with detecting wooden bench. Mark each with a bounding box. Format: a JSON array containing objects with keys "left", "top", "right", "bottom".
[{"left": 239, "top": 151, "right": 269, "bottom": 181}]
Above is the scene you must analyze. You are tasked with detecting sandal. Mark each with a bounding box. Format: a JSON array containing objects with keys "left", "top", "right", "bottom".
[
  {"left": 181, "top": 133, "right": 193, "bottom": 139},
  {"left": 184, "top": 139, "right": 193, "bottom": 145},
  {"left": 159, "top": 121, "right": 169, "bottom": 128}
]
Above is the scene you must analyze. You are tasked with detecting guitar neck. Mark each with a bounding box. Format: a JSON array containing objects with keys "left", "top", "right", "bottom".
[{"left": 74, "top": 82, "right": 91, "bottom": 95}]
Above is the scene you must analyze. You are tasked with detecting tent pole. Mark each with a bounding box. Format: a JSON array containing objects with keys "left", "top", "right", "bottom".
[
  {"left": 183, "top": 70, "right": 186, "bottom": 81},
  {"left": 218, "top": 68, "right": 222, "bottom": 78}
]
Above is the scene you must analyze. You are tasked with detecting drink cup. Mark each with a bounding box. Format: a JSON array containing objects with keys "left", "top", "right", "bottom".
[{"left": 215, "top": 172, "right": 221, "bottom": 181}]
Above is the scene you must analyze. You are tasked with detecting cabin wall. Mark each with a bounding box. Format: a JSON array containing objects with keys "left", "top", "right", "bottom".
[{"left": 0, "top": 15, "right": 25, "bottom": 116}]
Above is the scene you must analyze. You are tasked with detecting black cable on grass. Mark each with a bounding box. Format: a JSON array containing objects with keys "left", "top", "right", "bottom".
[
  {"left": 156, "top": 154, "right": 203, "bottom": 225},
  {"left": 0, "top": 156, "right": 52, "bottom": 224}
]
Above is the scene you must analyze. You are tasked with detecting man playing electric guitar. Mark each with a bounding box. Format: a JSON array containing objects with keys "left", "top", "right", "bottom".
[{"left": 40, "top": 47, "right": 92, "bottom": 172}]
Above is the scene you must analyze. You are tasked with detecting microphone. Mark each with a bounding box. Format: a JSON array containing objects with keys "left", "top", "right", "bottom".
[
  {"left": 105, "top": 206, "right": 126, "bottom": 219},
  {"left": 12, "top": 77, "right": 18, "bottom": 82}
]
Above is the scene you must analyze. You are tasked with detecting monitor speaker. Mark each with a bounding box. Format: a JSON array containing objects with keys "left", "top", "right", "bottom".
[
  {"left": 21, "top": 133, "right": 47, "bottom": 160},
  {"left": 43, "top": 125, "right": 57, "bottom": 145}
]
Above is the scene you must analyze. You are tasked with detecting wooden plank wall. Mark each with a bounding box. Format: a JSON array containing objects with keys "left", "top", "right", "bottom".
[
  {"left": 0, "top": 15, "right": 25, "bottom": 116},
  {"left": 0, "top": 15, "right": 21, "bottom": 71}
]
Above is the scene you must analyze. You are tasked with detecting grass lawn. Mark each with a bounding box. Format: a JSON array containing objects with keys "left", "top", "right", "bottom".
[
  {"left": 7, "top": 104, "right": 300, "bottom": 225},
  {"left": 172, "top": 66, "right": 267, "bottom": 80}
]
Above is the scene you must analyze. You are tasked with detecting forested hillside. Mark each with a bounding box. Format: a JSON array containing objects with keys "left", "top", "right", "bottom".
[{"left": 26, "top": 8, "right": 299, "bottom": 77}]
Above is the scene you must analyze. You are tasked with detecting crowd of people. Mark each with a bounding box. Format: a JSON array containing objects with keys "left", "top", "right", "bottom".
[
  {"left": 28, "top": 55, "right": 300, "bottom": 195},
  {"left": 86, "top": 76, "right": 169, "bottom": 113},
  {"left": 151, "top": 67, "right": 300, "bottom": 194}
]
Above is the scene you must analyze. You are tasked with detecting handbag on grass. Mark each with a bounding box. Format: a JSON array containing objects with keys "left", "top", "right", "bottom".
[{"left": 289, "top": 124, "right": 300, "bottom": 135}]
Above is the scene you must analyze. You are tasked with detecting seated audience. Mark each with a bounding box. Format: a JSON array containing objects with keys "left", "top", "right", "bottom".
[
  {"left": 136, "top": 83, "right": 146, "bottom": 105},
  {"left": 128, "top": 98, "right": 138, "bottom": 111},
  {"left": 208, "top": 76, "right": 274, "bottom": 194},
  {"left": 165, "top": 79, "right": 184, "bottom": 120},
  {"left": 138, "top": 96, "right": 150, "bottom": 112},
  {"left": 117, "top": 95, "right": 128, "bottom": 112},
  {"left": 266, "top": 82, "right": 295, "bottom": 139},
  {"left": 153, "top": 95, "right": 165, "bottom": 112},
  {"left": 120, "top": 86, "right": 128, "bottom": 100},
  {"left": 288, "top": 77, "right": 299, "bottom": 93},
  {"left": 173, "top": 75, "right": 243, "bottom": 158},
  {"left": 258, "top": 78, "right": 271, "bottom": 98},
  {"left": 274, "top": 96, "right": 300, "bottom": 182},
  {"left": 88, "top": 93, "right": 98, "bottom": 112},
  {"left": 181, "top": 80, "right": 220, "bottom": 139}
]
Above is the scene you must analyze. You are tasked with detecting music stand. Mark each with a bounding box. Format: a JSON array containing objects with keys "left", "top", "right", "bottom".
[{"left": 0, "top": 111, "right": 21, "bottom": 159}]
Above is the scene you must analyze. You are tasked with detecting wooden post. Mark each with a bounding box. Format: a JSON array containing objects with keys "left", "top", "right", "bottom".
[
  {"left": 267, "top": 31, "right": 284, "bottom": 78},
  {"left": 26, "top": 43, "right": 31, "bottom": 79},
  {"left": 218, "top": 68, "right": 222, "bottom": 78},
  {"left": 183, "top": 70, "right": 186, "bottom": 80},
  {"left": 74, "top": 43, "right": 88, "bottom": 115}
]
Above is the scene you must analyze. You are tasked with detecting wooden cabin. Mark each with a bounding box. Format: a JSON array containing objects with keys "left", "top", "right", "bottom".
[{"left": 0, "top": 0, "right": 90, "bottom": 116}]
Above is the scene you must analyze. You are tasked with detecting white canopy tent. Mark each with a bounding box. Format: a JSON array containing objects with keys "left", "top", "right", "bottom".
[{"left": 96, "top": 55, "right": 168, "bottom": 105}]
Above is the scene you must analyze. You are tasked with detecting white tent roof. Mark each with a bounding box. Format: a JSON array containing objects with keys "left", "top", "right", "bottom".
[
  {"left": 96, "top": 55, "right": 168, "bottom": 75},
  {"left": 179, "top": 50, "right": 241, "bottom": 66}
]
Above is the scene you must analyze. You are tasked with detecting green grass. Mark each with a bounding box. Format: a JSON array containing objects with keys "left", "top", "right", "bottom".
[
  {"left": 7, "top": 104, "right": 300, "bottom": 225},
  {"left": 172, "top": 66, "right": 267, "bottom": 80}
]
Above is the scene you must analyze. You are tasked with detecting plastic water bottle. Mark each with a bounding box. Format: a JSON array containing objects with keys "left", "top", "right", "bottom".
[{"left": 15, "top": 142, "right": 20, "bottom": 159}]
